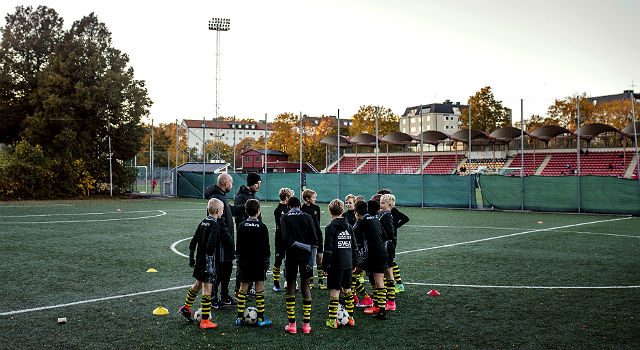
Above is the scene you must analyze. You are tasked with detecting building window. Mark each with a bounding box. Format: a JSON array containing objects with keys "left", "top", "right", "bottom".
[
  {"left": 427, "top": 116, "right": 431, "bottom": 122},
  {"left": 427, "top": 125, "right": 431, "bottom": 131},
  {"left": 410, "top": 126, "right": 416, "bottom": 133},
  {"left": 402, "top": 119, "right": 406, "bottom": 125}
]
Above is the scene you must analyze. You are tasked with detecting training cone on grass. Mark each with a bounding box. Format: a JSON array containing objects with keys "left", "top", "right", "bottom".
[
  {"left": 152, "top": 306, "right": 169, "bottom": 316},
  {"left": 427, "top": 289, "right": 441, "bottom": 297},
  {"left": 146, "top": 268, "right": 157, "bottom": 273},
  {"left": 538, "top": 221, "right": 544, "bottom": 224}
]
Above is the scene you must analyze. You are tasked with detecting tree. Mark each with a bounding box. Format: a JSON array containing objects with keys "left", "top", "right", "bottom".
[
  {"left": 0, "top": 6, "right": 64, "bottom": 143},
  {"left": 546, "top": 93, "right": 596, "bottom": 130},
  {"left": 522, "top": 114, "right": 560, "bottom": 132},
  {"left": 459, "top": 86, "right": 511, "bottom": 132},
  {"left": 349, "top": 105, "right": 399, "bottom": 136},
  {"left": 267, "top": 112, "right": 301, "bottom": 161},
  {"left": 16, "top": 11, "right": 151, "bottom": 193}
]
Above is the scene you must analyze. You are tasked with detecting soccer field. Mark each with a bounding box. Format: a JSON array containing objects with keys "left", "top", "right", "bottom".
[{"left": 1, "top": 198, "right": 639, "bottom": 349}]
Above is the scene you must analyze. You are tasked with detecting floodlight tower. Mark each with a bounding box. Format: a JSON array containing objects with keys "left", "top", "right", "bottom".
[{"left": 208, "top": 18, "right": 230, "bottom": 119}]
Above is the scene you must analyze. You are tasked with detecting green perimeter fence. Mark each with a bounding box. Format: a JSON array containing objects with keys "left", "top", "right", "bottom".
[{"left": 176, "top": 172, "right": 639, "bottom": 215}]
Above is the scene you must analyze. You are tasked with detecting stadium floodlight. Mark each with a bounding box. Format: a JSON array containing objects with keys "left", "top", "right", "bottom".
[{"left": 208, "top": 18, "right": 231, "bottom": 120}]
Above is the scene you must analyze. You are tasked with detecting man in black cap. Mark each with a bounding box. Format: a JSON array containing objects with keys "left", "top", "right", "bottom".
[{"left": 233, "top": 172, "right": 263, "bottom": 297}]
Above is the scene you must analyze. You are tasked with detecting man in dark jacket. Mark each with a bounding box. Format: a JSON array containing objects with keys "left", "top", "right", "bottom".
[
  {"left": 233, "top": 172, "right": 262, "bottom": 295},
  {"left": 204, "top": 173, "right": 243, "bottom": 307}
]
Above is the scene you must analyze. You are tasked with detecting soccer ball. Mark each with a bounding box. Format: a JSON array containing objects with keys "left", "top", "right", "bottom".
[
  {"left": 243, "top": 306, "right": 258, "bottom": 325},
  {"left": 336, "top": 305, "right": 349, "bottom": 326},
  {"left": 194, "top": 308, "right": 203, "bottom": 322}
]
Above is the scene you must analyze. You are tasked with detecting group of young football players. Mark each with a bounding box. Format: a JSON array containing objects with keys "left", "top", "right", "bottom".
[{"left": 178, "top": 172, "right": 409, "bottom": 334}]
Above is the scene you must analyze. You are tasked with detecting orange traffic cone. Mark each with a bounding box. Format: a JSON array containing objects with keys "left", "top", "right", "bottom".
[{"left": 427, "top": 289, "right": 440, "bottom": 297}]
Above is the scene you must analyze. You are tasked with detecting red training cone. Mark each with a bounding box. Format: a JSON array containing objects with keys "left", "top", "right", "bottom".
[{"left": 427, "top": 289, "right": 441, "bottom": 297}]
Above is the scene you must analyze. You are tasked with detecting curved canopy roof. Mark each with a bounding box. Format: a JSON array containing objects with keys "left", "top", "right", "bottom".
[
  {"left": 319, "top": 135, "right": 351, "bottom": 147},
  {"left": 576, "top": 123, "right": 620, "bottom": 141},
  {"left": 413, "top": 131, "right": 450, "bottom": 145},
  {"left": 380, "top": 131, "right": 415, "bottom": 145},
  {"left": 349, "top": 133, "right": 378, "bottom": 146},
  {"left": 530, "top": 125, "right": 574, "bottom": 142},
  {"left": 621, "top": 122, "right": 640, "bottom": 137},
  {"left": 489, "top": 127, "right": 528, "bottom": 143},
  {"left": 449, "top": 128, "right": 494, "bottom": 144}
]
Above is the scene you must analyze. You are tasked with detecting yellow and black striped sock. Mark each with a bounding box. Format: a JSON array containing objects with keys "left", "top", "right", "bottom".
[
  {"left": 286, "top": 295, "right": 296, "bottom": 323},
  {"left": 184, "top": 288, "right": 198, "bottom": 308},
  {"left": 236, "top": 290, "right": 247, "bottom": 319},
  {"left": 272, "top": 266, "right": 281, "bottom": 284},
  {"left": 303, "top": 298, "right": 312, "bottom": 324},
  {"left": 375, "top": 288, "right": 386, "bottom": 311},
  {"left": 344, "top": 290, "right": 355, "bottom": 315},
  {"left": 201, "top": 294, "right": 212, "bottom": 320},
  {"left": 385, "top": 278, "right": 396, "bottom": 302},
  {"left": 328, "top": 296, "right": 339, "bottom": 321},
  {"left": 351, "top": 276, "right": 357, "bottom": 295},
  {"left": 256, "top": 291, "right": 265, "bottom": 319},
  {"left": 393, "top": 262, "right": 402, "bottom": 284},
  {"left": 356, "top": 279, "right": 368, "bottom": 299},
  {"left": 317, "top": 270, "right": 324, "bottom": 285}
]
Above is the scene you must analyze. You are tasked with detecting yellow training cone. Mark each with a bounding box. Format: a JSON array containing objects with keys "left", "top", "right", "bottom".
[
  {"left": 153, "top": 306, "right": 169, "bottom": 316},
  {"left": 146, "top": 268, "right": 157, "bottom": 273}
]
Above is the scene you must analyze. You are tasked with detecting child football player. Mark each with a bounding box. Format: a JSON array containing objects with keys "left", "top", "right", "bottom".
[
  {"left": 354, "top": 200, "right": 388, "bottom": 320},
  {"left": 346, "top": 195, "right": 372, "bottom": 308},
  {"left": 235, "top": 199, "right": 272, "bottom": 327},
  {"left": 377, "top": 189, "right": 409, "bottom": 292},
  {"left": 322, "top": 199, "right": 358, "bottom": 328},
  {"left": 378, "top": 194, "right": 397, "bottom": 311},
  {"left": 179, "top": 198, "right": 223, "bottom": 329},
  {"left": 301, "top": 189, "right": 325, "bottom": 290},
  {"left": 281, "top": 196, "right": 319, "bottom": 334},
  {"left": 272, "top": 188, "right": 294, "bottom": 292},
  {"left": 344, "top": 194, "right": 357, "bottom": 226}
]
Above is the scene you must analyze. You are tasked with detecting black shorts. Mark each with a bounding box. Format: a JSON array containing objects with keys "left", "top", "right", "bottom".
[
  {"left": 285, "top": 256, "right": 313, "bottom": 282},
  {"left": 326, "top": 268, "right": 352, "bottom": 291},
  {"left": 366, "top": 257, "right": 386, "bottom": 274},
  {"left": 193, "top": 266, "right": 215, "bottom": 284},
  {"left": 385, "top": 241, "right": 396, "bottom": 266},
  {"left": 238, "top": 262, "right": 266, "bottom": 282}
]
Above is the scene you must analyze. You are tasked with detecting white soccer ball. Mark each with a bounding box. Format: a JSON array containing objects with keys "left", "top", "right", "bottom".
[
  {"left": 243, "top": 306, "right": 258, "bottom": 325},
  {"left": 336, "top": 306, "right": 349, "bottom": 326},
  {"left": 194, "top": 308, "right": 203, "bottom": 322}
]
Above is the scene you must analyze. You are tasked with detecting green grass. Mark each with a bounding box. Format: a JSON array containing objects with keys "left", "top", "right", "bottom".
[{"left": 1, "top": 199, "right": 639, "bottom": 349}]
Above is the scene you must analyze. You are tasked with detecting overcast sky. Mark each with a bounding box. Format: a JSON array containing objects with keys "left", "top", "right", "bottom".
[{"left": 1, "top": 0, "right": 639, "bottom": 124}]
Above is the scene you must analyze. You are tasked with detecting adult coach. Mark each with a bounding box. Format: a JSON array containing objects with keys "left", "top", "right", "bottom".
[{"left": 204, "top": 173, "right": 243, "bottom": 307}]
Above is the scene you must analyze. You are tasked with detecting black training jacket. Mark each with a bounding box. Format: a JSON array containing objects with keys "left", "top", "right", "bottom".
[
  {"left": 391, "top": 207, "right": 409, "bottom": 229},
  {"left": 323, "top": 217, "right": 357, "bottom": 270},
  {"left": 353, "top": 214, "right": 387, "bottom": 260},
  {"left": 301, "top": 203, "right": 323, "bottom": 248},
  {"left": 236, "top": 218, "right": 270, "bottom": 267},
  {"left": 273, "top": 203, "right": 289, "bottom": 253},
  {"left": 189, "top": 216, "right": 219, "bottom": 268},
  {"left": 205, "top": 184, "right": 241, "bottom": 262},
  {"left": 234, "top": 185, "right": 262, "bottom": 228},
  {"left": 280, "top": 208, "right": 318, "bottom": 257}
]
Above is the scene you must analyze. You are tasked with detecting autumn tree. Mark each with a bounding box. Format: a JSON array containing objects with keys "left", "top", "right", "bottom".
[
  {"left": 349, "top": 105, "right": 399, "bottom": 136},
  {"left": 459, "top": 86, "right": 511, "bottom": 132},
  {"left": 546, "top": 93, "right": 597, "bottom": 130},
  {"left": 267, "top": 112, "right": 301, "bottom": 161}
]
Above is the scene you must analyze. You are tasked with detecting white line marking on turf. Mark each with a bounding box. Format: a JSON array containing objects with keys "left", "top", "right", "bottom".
[
  {"left": 396, "top": 217, "right": 633, "bottom": 255},
  {"left": 170, "top": 238, "right": 191, "bottom": 258},
  {"left": 0, "top": 203, "right": 74, "bottom": 208},
  {"left": 1, "top": 210, "right": 166, "bottom": 224},
  {"left": 0, "top": 284, "right": 192, "bottom": 316},
  {"left": 404, "top": 282, "right": 640, "bottom": 289},
  {"left": 405, "top": 224, "right": 517, "bottom": 230}
]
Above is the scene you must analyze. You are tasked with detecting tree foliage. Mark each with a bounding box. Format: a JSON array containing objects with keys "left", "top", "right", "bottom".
[
  {"left": 0, "top": 6, "right": 151, "bottom": 197},
  {"left": 459, "top": 86, "right": 511, "bottom": 132},
  {"left": 547, "top": 93, "right": 638, "bottom": 130},
  {"left": 349, "top": 105, "right": 399, "bottom": 136}
]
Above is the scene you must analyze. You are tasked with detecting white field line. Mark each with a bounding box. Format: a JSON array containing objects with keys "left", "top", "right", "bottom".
[
  {"left": 396, "top": 217, "right": 633, "bottom": 255},
  {"left": 404, "top": 282, "right": 640, "bottom": 289},
  {"left": 0, "top": 209, "right": 165, "bottom": 218},
  {"left": 1, "top": 211, "right": 166, "bottom": 224},
  {"left": 170, "top": 238, "right": 191, "bottom": 258},
  {"left": 0, "top": 203, "right": 74, "bottom": 208}
]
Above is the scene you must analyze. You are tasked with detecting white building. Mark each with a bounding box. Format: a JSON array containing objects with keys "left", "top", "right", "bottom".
[
  {"left": 182, "top": 119, "right": 273, "bottom": 152},
  {"left": 399, "top": 100, "right": 467, "bottom": 136}
]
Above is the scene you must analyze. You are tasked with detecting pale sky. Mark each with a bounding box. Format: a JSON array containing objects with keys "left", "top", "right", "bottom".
[{"left": 1, "top": 0, "right": 639, "bottom": 125}]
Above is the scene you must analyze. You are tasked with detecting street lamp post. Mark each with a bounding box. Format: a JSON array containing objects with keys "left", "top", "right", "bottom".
[{"left": 208, "top": 18, "right": 230, "bottom": 120}]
